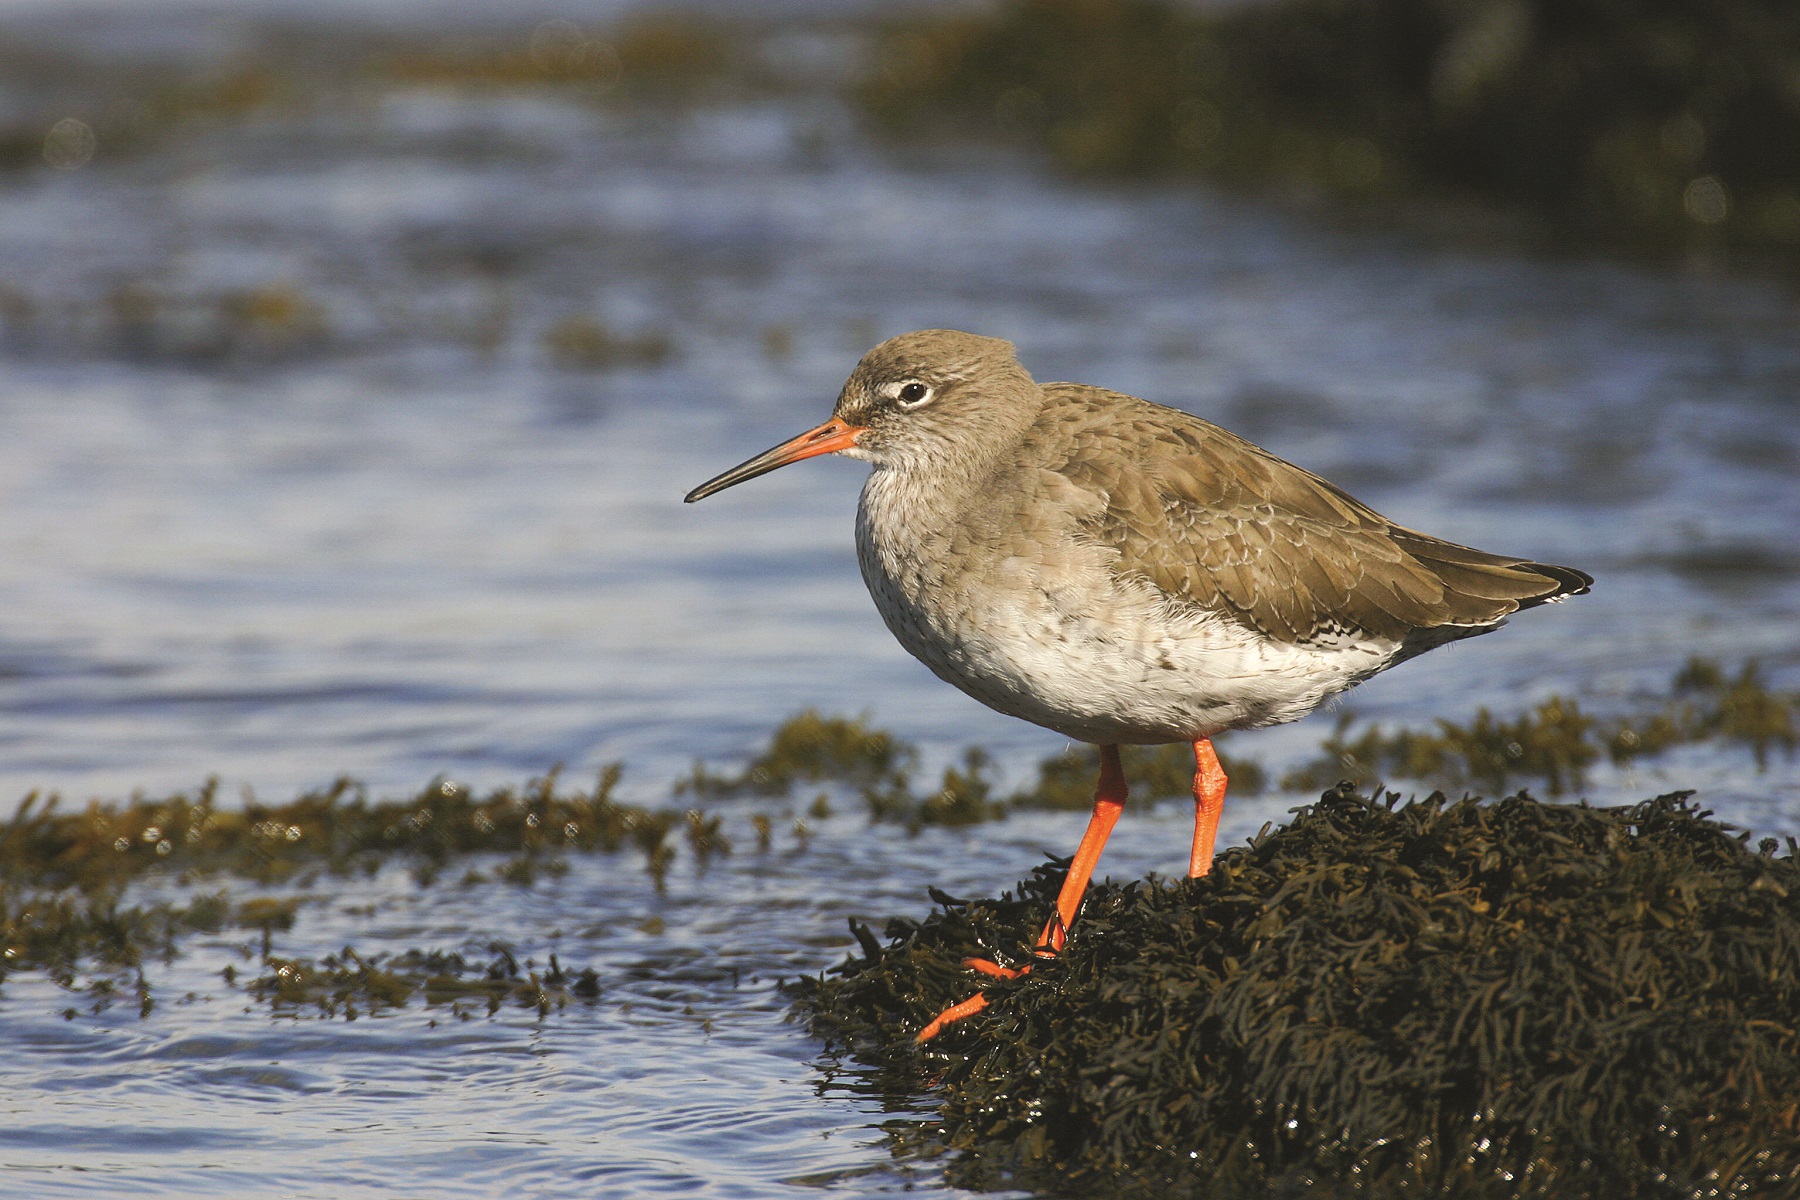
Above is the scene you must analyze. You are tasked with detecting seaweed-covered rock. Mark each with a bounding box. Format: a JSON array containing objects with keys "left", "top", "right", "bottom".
[{"left": 794, "top": 788, "right": 1800, "bottom": 1197}]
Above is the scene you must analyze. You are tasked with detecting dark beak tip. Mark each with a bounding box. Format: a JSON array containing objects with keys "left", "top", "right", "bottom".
[{"left": 683, "top": 476, "right": 736, "bottom": 504}]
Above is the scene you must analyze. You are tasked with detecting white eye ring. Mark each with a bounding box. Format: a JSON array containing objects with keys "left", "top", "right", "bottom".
[{"left": 894, "top": 380, "right": 933, "bottom": 409}]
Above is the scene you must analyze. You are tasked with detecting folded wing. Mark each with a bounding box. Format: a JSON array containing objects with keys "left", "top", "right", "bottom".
[{"left": 1047, "top": 387, "right": 1592, "bottom": 645}]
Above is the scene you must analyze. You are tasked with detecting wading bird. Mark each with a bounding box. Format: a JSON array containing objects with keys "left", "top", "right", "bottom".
[{"left": 686, "top": 330, "right": 1590, "bottom": 1041}]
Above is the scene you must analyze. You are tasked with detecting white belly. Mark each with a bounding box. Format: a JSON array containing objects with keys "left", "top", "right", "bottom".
[{"left": 855, "top": 483, "right": 1399, "bottom": 745}]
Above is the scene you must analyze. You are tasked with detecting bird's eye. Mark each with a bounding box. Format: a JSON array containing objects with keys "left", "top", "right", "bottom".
[{"left": 897, "top": 382, "right": 931, "bottom": 407}]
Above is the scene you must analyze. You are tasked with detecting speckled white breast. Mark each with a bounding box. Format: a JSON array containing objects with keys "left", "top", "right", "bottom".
[{"left": 854, "top": 468, "right": 1401, "bottom": 745}]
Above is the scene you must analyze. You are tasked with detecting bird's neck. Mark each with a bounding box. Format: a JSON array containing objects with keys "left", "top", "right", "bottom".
[
  {"left": 856, "top": 390, "right": 1043, "bottom": 572},
  {"left": 860, "top": 424, "right": 1018, "bottom": 535},
  {"left": 857, "top": 459, "right": 961, "bottom": 557}
]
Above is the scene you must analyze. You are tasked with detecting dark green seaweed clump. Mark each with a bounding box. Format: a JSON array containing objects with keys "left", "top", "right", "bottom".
[
  {"left": 794, "top": 789, "right": 1800, "bottom": 1197},
  {"left": 676, "top": 709, "right": 917, "bottom": 800},
  {"left": 859, "top": 0, "right": 1800, "bottom": 264},
  {"left": 1284, "top": 658, "right": 1796, "bottom": 796},
  {"left": 0, "top": 768, "right": 734, "bottom": 1011},
  {"left": 0, "top": 765, "right": 698, "bottom": 895},
  {"left": 249, "top": 945, "right": 602, "bottom": 1020}
]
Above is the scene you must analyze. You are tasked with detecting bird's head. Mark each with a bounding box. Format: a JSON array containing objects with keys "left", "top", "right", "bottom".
[{"left": 684, "top": 329, "right": 1038, "bottom": 502}]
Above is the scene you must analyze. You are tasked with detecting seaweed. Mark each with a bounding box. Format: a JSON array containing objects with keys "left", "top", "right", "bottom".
[
  {"left": 377, "top": 14, "right": 742, "bottom": 104},
  {"left": 866, "top": 748, "right": 1008, "bottom": 829},
  {"left": 0, "top": 766, "right": 701, "bottom": 894},
  {"left": 793, "top": 788, "right": 1800, "bottom": 1197},
  {"left": 542, "top": 315, "right": 675, "bottom": 371},
  {"left": 675, "top": 710, "right": 1267, "bottom": 829},
  {"left": 0, "top": 887, "right": 265, "bottom": 1014},
  {"left": 0, "top": 734, "right": 856, "bottom": 1013},
  {"left": 1284, "top": 697, "right": 1599, "bottom": 795},
  {"left": 674, "top": 709, "right": 916, "bottom": 800},
  {"left": 1286, "top": 658, "right": 1796, "bottom": 794},
  {"left": 856, "top": 0, "right": 1800, "bottom": 267},
  {"left": 1011, "top": 743, "right": 1266, "bottom": 812},
  {"left": 1604, "top": 659, "right": 1796, "bottom": 771},
  {"left": 247, "top": 945, "right": 602, "bottom": 1020}
]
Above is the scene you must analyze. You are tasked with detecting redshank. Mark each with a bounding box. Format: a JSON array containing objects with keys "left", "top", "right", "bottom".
[{"left": 685, "top": 329, "right": 1591, "bottom": 1041}]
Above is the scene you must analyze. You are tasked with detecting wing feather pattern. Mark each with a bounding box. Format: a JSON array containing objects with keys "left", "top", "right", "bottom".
[{"left": 1038, "top": 385, "right": 1592, "bottom": 644}]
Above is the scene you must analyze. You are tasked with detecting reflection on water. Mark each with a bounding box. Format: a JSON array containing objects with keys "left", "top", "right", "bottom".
[{"left": 0, "top": 8, "right": 1795, "bottom": 1198}]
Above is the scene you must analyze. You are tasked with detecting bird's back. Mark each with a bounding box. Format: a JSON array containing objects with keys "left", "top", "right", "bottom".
[{"left": 1017, "top": 383, "right": 1591, "bottom": 649}]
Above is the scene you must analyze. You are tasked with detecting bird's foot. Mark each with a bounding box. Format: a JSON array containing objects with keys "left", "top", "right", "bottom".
[
  {"left": 916, "top": 949, "right": 1059, "bottom": 1042},
  {"left": 915, "top": 991, "right": 989, "bottom": 1042}
]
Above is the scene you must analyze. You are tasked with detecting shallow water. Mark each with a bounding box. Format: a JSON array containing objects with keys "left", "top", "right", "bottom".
[{"left": 0, "top": 7, "right": 1797, "bottom": 1197}]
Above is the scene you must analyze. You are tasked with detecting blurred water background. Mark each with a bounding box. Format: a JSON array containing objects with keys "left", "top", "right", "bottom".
[{"left": 0, "top": 1, "right": 1795, "bottom": 1196}]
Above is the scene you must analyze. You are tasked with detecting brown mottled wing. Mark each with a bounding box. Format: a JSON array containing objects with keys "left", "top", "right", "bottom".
[{"left": 1042, "top": 386, "right": 1588, "bottom": 644}]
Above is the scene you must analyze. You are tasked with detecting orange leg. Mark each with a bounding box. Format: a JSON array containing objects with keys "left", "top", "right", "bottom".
[
  {"left": 917, "top": 745, "right": 1128, "bottom": 1042},
  {"left": 1188, "top": 738, "right": 1228, "bottom": 878},
  {"left": 914, "top": 992, "right": 987, "bottom": 1042},
  {"left": 1033, "top": 743, "right": 1128, "bottom": 955}
]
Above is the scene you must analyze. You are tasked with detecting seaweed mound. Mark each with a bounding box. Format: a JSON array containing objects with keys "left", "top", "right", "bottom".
[{"left": 793, "top": 789, "right": 1800, "bottom": 1197}]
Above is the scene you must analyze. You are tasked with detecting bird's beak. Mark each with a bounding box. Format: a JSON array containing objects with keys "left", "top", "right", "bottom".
[{"left": 684, "top": 417, "right": 866, "bottom": 503}]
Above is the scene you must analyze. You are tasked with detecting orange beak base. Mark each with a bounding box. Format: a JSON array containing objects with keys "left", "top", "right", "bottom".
[{"left": 683, "top": 418, "right": 865, "bottom": 503}]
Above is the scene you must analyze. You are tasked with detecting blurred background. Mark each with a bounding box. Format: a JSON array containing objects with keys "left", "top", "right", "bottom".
[{"left": 0, "top": 1, "right": 1795, "bottom": 1194}]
